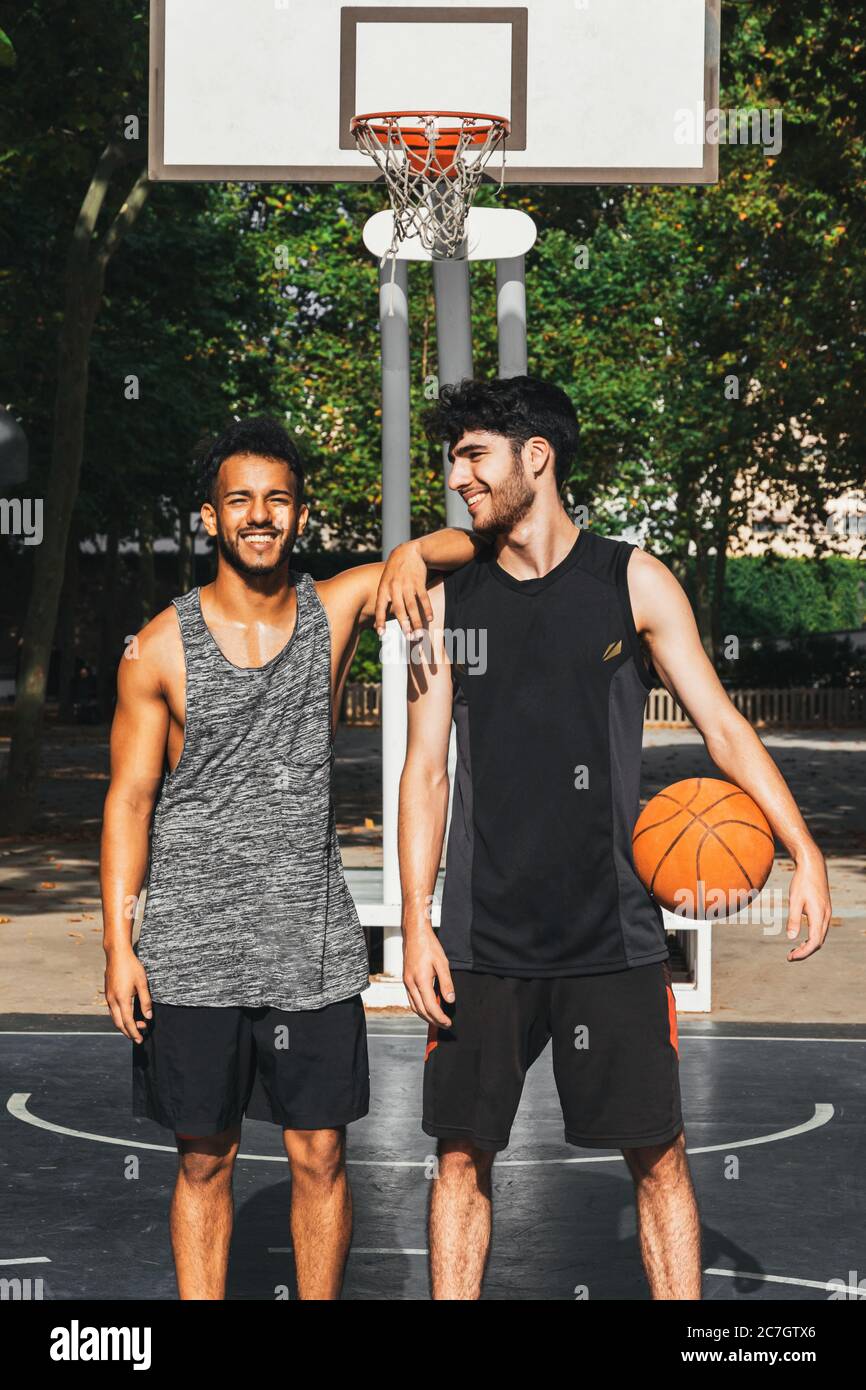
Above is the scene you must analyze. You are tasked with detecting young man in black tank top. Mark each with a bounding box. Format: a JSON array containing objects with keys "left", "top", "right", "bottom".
[
  {"left": 400, "top": 377, "right": 832, "bottom": 1300},
  {"left": 101, "top": 417, "right": 485, "bottom": 1300}
]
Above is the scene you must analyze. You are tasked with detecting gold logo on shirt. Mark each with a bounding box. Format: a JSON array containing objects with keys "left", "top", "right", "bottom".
[{"left": 603, "top": 640, "right": 623, "bottom": 662}]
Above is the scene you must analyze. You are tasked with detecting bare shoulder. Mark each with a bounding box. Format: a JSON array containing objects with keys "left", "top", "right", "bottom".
[
  {"left": 315, "top": 562, "right": 382, "bottom": 621},
  {"left": 627, "top": 545, "right": 673, "bottom": 585},
  {"left": 626, "top": 547, "right": 691, "bottom": 633},
  {"left": 120, "top": 604, "right": 184, "bottom": 694}
]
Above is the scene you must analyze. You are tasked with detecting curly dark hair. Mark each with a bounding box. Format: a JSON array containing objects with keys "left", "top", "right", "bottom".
[
  {"left": 196, "top": 417, "right": 305, "bottom": 506},
  {"left": 423, "top": 376, "right": 580, "bottom": 488}
]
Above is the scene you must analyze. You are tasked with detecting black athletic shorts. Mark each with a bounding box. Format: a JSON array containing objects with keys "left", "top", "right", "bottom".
[
  {"left": 422, "top": 962, "right": 682, "bottom": 1152},
  {"left": 133, "top": 994, "right": 369, "bottom": 1137}
]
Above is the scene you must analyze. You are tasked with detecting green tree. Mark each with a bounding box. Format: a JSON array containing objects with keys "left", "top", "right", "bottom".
[{"left": 0, "top": 1, "right": 150, "bottom": 826}]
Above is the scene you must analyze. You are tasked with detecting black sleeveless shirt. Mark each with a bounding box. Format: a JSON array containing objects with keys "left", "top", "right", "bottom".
[{"left": 439, "top": 529, "right": 667, "bottom": 977}]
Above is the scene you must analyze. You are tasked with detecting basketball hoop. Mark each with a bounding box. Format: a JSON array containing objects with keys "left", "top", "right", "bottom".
[{"left": 351, "top": 110, "right": 510, "bottom": 262}]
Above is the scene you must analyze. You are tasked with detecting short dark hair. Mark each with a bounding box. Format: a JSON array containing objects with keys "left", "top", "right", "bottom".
[
  {"left": 423, "top": 376, "right": 580, "bottom": 488},
  {"left": 197, "top": 417, "right": 305, "bottom": 506}
]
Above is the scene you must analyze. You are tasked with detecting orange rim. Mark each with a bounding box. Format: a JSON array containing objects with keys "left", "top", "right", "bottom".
[
  {"left": 351, "top": 109, "right": 510, "bottom": 133},
  {"left": 351, "top": 110, "right": 509, "bottom": 176}
]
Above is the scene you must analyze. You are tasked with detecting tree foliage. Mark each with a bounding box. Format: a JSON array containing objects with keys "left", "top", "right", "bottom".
[{"left": 1, "top": 0, "right": 863, "bottom": 748}]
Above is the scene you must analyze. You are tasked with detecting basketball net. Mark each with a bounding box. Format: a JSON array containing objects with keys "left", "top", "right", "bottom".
[{"left": 351, "top": 111, "right": 509, "bottom": 311}]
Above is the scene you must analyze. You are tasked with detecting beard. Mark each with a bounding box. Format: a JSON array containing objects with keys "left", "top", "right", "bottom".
[
  {"left": 215, "top": 525, "right": 295, "bottom": 578},
  {"left": 473, "top": 454, "right": 534, "bottom": 536}
]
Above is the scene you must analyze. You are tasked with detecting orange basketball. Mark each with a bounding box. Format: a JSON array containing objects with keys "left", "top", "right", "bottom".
[{"left": 632, "top": 778, "right": 775, "bottom": 919}]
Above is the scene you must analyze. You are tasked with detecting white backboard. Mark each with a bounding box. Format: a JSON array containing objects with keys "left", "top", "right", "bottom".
[{"left": 149, "top": 0, "right": 720, "bottom": 185}]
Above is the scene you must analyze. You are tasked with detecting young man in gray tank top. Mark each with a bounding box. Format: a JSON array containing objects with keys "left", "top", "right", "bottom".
[{"left": 100, "top": 417, "right": 483, "bottom": 1300}]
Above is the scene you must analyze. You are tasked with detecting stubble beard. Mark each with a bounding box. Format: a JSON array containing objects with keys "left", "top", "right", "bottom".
[
  {"left": 473, "top": 455, "right": 534, "bottom": 536},
  {"left": 216, "top": 526, "right": 295, "bottom": 578}
]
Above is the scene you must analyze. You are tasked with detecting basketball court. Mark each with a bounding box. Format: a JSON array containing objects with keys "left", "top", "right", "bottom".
[
  {"left": 2, "top": 0, "right": 862, "bottom": 1329},
  {"left": 3, "top": 1014, "right": 863, "bottom": 1300}
]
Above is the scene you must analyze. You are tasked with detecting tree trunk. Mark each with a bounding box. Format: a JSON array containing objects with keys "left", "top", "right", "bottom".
[
  {"left": 3, "top": 272, "right": 101, "bottom": 825},
  {"left": 178, "top": 507, "right": 194, "bottom": 593},
  {"left": 1, "top": 147, "right": 149, "bottom": 832},
  {"left": 669, "top": 467, "right": 694, "bottom": 588},
  {"left": 138, "top": 509, "right": 156, "bottom": 624},
  {"left": 420, "top": 290, "right": 432, "bottom": 385},
  {"left": 97, "top": 520, "right": 121, "bottom": 720},
  {"left": 711, "top": 475, "right": 732, "bottom": 661},
  {"left": 57, "top": 521, "right": 81, "bottom": 722},
  {"left": 692, "top": 541, "right": 715, "bottom": 661}
]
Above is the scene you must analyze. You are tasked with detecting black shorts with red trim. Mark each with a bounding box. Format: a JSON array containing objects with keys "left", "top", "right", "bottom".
[{"left": 422, "top": 962, "right": 682, "bottom": 1153}]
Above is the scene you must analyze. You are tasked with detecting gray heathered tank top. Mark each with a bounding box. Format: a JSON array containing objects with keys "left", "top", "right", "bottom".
[{"left": 136, "top": 571, "right": 369, "bottom": 1010}]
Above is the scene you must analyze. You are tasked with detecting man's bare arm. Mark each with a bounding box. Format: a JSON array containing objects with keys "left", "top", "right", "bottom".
[
  {"left": 399, "top": 581, "right": 456, "bottom": 1026},
  {"left": 630, "top": 549, "right": 832, "bottom": 959},
  {"left": 100, "top": 612, "right": 177, "bottom": 1040},
  {"left": 318, "top": 528, "right": 485, "bottom": 641}
]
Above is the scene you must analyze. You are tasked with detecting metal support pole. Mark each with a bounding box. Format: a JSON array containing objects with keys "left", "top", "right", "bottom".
[
  {"left": 432, "top": 258, "right": 474, "bottom": 528},
  {"left": 380, "top": 261, "right": 412, "bottom": 556},
  {"left": 431, "top": 254, "right": 475, "bottom": 945},
  {"left": 378, "top": 260, "right": 411, "bottom": 977},
  {"left": 496, "top": 256, "right": 528, "bottom": 378}
]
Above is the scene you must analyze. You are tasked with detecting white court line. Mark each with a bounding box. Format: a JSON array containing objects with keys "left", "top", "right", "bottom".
[
  {"left": 1, "top": 1032, "right": 866, "bottom": 1042},
  {"left": 264, "top": 1253, "right": 866, "bottom": 1286},
  {"left": 493, "top": 1104, "right": 834, "bottom": 1166},
  {"left": 706, "top": 1268, "right": 866, "bottom": 1297},
  {"left": 0, "top": 1255, "right": 51, "bottom": 1266},
  {"left": 0, "top": 1031, "right": 439, "bottom": 1038},
  {"left": 346, "top": 1248, "right": 429, "bottom": 1256},
  {"left": 650, "top": 1037, "right": 866, "bottom": 1044},
  {"left": 264, "top": 1257, "right": 866, "bottom": 1284},
  {"left": 268, "top": 1246, "right": 428, "bottom": 1256},
  {"left": 5, "top": 1093, "right": 834, "bottom": 1166},
  {"left": 380, "top": 1036, "right": 866, "bottom": 1044}
]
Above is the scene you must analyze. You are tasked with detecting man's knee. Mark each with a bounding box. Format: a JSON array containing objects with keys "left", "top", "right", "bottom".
[
  {"left": 284, "top": 1127, "right": 346, "bottom": 1186},
  {"left": 436, "top": 1137, "right": 496, "bottom": 1186},
  {"left": 622, "top": 1129, "right": 687, "bottom": 1184},
  {"left": 175, "top": 1126, "right": 240, "bottom": 1185}
]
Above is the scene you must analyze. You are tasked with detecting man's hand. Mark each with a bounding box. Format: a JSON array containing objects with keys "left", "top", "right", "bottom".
[
  {"left": 785, "top": 844, "right": 832, "bottom": 961},
  {"left": 105, "top": 948, "right": 153, "bottom": 1043},
  {"left": 403, "top": 927, "right": 455, "bottom": 1027},
  {"left": 374, "top": 539, "right": 435, "bottom": 639}
]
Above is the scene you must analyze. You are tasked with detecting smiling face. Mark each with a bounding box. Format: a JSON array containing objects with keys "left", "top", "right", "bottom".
[
  {"left": 201, "top": 452, "right": 308, "bottom": 578},
  {"left": 448, "top": 429, "right": 543, "bottom": 536}
]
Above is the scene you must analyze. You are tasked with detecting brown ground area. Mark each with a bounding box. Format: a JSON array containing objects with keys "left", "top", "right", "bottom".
[{"left": 0, "top": 717, "right": 863, "bottom": 1019}]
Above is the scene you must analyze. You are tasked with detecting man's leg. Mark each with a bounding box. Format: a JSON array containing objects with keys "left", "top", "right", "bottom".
[
  {"left": 171, "top": 1124, "right": 241, "bottom": 1300},
  {"left": 623, "top": 1131, "right": 702, "bottom": 1299},
  {"left": 429, "top": 1138, "right": 496, "bottom": 1300},
  {"left": 552, "top": 965, "right": 694, "bottom": 1296},
  {"left": 422, "top": 975, "right": 543, "bottom": 1300},
  {"left": 283, "top": 1126, "right": 352, "bottom": 1300}
]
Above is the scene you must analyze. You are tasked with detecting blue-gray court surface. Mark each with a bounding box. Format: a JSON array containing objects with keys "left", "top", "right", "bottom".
[{"left": 2, "top": 1014, "right": 864, "bottom": 1301}]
